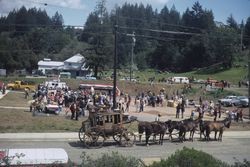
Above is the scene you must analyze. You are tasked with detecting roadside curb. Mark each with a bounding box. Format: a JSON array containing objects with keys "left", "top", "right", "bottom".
[
  {"left": 0, "top": 133, "right": 78, "bottom": 140},
  {"left": 0, "top": 131, "right": 250, "bottom": 140}
]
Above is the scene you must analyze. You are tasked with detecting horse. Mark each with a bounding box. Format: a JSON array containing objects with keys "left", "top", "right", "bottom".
[
  {"left": 199, "top": 120, "right": 212, "bottom": 140},
  {"left": 165, "top": 120, "right": 182, "bottom": 141},
  {"left": 138, "top": 121, "right": 168, "bottom": 146},
  {"left": 166, "top": 118, "right": 193, "bottom": 141},
  {"left": 204, "top": 117, "right": 231, "bottom": 141},
  {"left": 178, "top": 118, "right": 201, "bottom": 142}
]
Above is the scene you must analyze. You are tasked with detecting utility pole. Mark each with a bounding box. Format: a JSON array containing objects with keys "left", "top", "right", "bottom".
[
  {"left": 240, "top": 26, "right": 243, "bottom": 51},
  {"left": 113, "top": 13, "right": 118, "bottom": 110},
  {"left": 127, "top": 31, "right": 136, "bottom": 81},
  {"left": 248, "top": 50, "right": 250, "bottom": 119}
]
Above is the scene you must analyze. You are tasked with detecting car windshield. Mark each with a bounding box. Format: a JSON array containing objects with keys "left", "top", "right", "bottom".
[{"left": 238, "top": 96, "right": 247, "bottom": 99}]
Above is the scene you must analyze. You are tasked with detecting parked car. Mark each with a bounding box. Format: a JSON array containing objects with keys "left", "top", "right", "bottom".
[
  {"left": 76, "top": 75, "right": 96, "bottom": 80},
  {"left": 84, "top": 75, "right": 97, "bottom": 80},
  {"left": 230, "top": 96, "right": 248, "bottom": 106},
  {"left": 240, "top": 97, "right": 249, "bottom": 107},
  {"left": 218, "top": 95, "right": 237, "bottom": 107}
]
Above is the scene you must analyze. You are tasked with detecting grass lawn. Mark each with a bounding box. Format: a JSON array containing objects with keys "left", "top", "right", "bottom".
[
  {"left": 0, "top": 92, "right": 82, "bottom": 133},
  {"left": 182, "top": 67, "right": 248, "bottom": 83},
  {"left": 0, "top": 108, "right": 82, "bottom": 133}
]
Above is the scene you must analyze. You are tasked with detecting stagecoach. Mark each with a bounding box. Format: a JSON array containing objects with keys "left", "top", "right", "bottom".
[{"left": 78, "top": 107, "right": 136, "bottom": 148}]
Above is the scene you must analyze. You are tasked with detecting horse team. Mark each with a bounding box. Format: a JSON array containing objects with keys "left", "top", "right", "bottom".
[{"left": 137, "top": 117, "right": 231, "bottom": 146}]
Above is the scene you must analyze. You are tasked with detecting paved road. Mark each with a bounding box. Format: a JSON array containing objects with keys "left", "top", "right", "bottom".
[{"left": 0, "top": 131, "right": 250, "bottom": 165}]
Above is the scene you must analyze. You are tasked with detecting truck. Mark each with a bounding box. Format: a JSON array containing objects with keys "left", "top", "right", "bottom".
[{"left": 6, "top": 80, "right": 36, "bottom": 92}]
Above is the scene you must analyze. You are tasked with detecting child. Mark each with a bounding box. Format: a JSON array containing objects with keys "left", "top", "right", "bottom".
[{"left": 155, "top": 114, "right": 161, "bottom": 122}]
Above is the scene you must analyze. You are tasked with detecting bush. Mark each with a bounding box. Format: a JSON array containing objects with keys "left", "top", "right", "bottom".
[
  {"left": 232, "top": 159, "right": 250, "bottom": 167},
  {"left": 74, "top": 152, "right": 143, "bottom": 167},
  {"left": 150, "top": 147, "right": 229, "bottom": 167}
]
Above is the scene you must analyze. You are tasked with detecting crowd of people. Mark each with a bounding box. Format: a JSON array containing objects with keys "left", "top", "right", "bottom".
[
  {"left": 28, "top": 81, "right": 245, "bottom": 123},
  {"left": 31, "top": 83, "right": 116, "bottom": 120}
]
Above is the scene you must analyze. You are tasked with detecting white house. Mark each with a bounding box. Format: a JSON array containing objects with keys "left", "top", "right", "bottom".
[
  {"left": 38, "top": 58, "right": 64, "bottom": 74},
  {"left": 62, "top": 53, "right": 89, "bottom": 77},
  {"left": 38, "top": 53, "right": 89, "bottom": 78}
]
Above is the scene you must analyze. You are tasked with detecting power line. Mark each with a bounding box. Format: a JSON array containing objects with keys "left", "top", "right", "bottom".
[
  {"left": 119, "top": 25, "right": 202, "bottom": 36},
  {"left": 18, "top": 0, "right": 85, "bottom": 10},
  {"left": 118, "top": 32, "right": 187, "bottom": 42},
  {"left": 119, "top": 25, "right": 250, "bottom": 40},
  {"left": 118, "top": 15, "right": 204, "bottom": 32}
]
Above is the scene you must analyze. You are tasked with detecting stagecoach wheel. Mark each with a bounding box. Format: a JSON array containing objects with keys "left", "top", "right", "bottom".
[
  {"left": 119, "top": 131, "right": 136, "bottom": 147},
  {"left": 83, "top": 132, "right": 93, "bottom": 148},
  {"left": 78, "top": 127, "right": 85, "bottom": 143},
  {"left": 92, "top": 131, "right": 105, "bottom": 148}
]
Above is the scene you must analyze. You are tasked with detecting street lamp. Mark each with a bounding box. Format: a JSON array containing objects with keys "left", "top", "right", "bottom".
[{"left": 127, "top": 32, "right": 136, "bottom": 82}]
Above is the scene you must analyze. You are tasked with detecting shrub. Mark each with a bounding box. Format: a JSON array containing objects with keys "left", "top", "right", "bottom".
[
  {"left": 232, "top": 159, "right": 250, "bottom": 167},
  {"left": 150, "top": 147, "right": 229, "bottom": 167},
  {"left": 75, "top": 152, "right": 143, "bottom": 167}
]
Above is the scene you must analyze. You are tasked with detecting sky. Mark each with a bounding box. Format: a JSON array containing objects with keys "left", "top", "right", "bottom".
[{"left": 0, "top": 0, "right": 250, "bottom": 26}]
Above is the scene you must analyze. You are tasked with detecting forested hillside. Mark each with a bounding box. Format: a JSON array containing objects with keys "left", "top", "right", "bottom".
[
  {"left": 0, "top": 0, "right": 249, "bottom": 75},
  {"left": 0, "top": 7, "right": 85, "bottom": 73}
]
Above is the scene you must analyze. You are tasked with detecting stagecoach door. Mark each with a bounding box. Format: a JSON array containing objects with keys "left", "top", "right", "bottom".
[{"left": 114, "top": 114, "right": 121, "bottom": 124}]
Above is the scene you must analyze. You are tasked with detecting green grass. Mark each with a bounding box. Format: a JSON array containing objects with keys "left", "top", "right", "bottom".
[
  {"left": 119, "top": 67, "right": 247, "bottom": 84},
  {"left": 0, "top": 66, "right": 247, "bottom": 86},
  {"left": 182, "top": 67, "right": 248, "bottom": 83}
]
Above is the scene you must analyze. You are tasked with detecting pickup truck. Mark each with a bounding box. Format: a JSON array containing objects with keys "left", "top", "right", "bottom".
[{"left": 7, "top": 80, "right": 36, "bottom": 91}]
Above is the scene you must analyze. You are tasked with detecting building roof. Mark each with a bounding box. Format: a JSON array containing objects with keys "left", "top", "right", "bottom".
[
  {"left": 64, "top": 53, "right": 85, "bottom": 63},
  {"left": 38, "top": 60, "right": 64, "bottom": 67}
]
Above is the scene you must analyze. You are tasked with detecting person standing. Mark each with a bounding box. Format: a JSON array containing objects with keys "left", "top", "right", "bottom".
[
  {"left": 197, "top": 106, "right": 203, "bottom": 119},
  {"left": 214, "top": 107, "right": 218, "bottom": 121},
  {"left": 176, "top": 103, "right": 180, "bottom": 118},
  {"left": 155, "top": 114, "right": 161, "bottom": 122},
  {"left": 57, "top": 96, "right": 64, "bottom": 114},
  {"left": 2, "top": 83, "right": 5, "bottom": 94},
  {"left": 181, "top": 98, "right": 185, "bottom": 118},
  {"left": 199, "top": 96, "right": 202, "bottom": 106},
  {"left": 139, "top": 98, "right": 144, "bottom": 112},
  {"left": 70, "top": 102, "right": 76, "bottom": 120},
  {"left": 135, "top": 96, "right": 140, "bottom": 112},
  {"left": 125, "top": 94, "right": 131, "bottom": 112},
  {"left": 75, "top": 100, "right": 80, "bottom": 121},
  {"left": 218, "top": 103, "right": 222, "bottom": 118},
  {"left": 24, "top": 88, "right": 29, "bottom": 99}
]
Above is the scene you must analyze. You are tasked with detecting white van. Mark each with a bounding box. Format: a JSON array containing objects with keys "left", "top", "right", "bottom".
[
  {"left": 171, "top": 77, "right": 189, "bottom": 84},
  {"left": 45, "top": 80, "right": 68, "bottom": 89}
]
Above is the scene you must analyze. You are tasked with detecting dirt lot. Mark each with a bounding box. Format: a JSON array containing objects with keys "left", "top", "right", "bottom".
[{"left": 0, "top": 87, "right": 249, "bottom": 132}]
